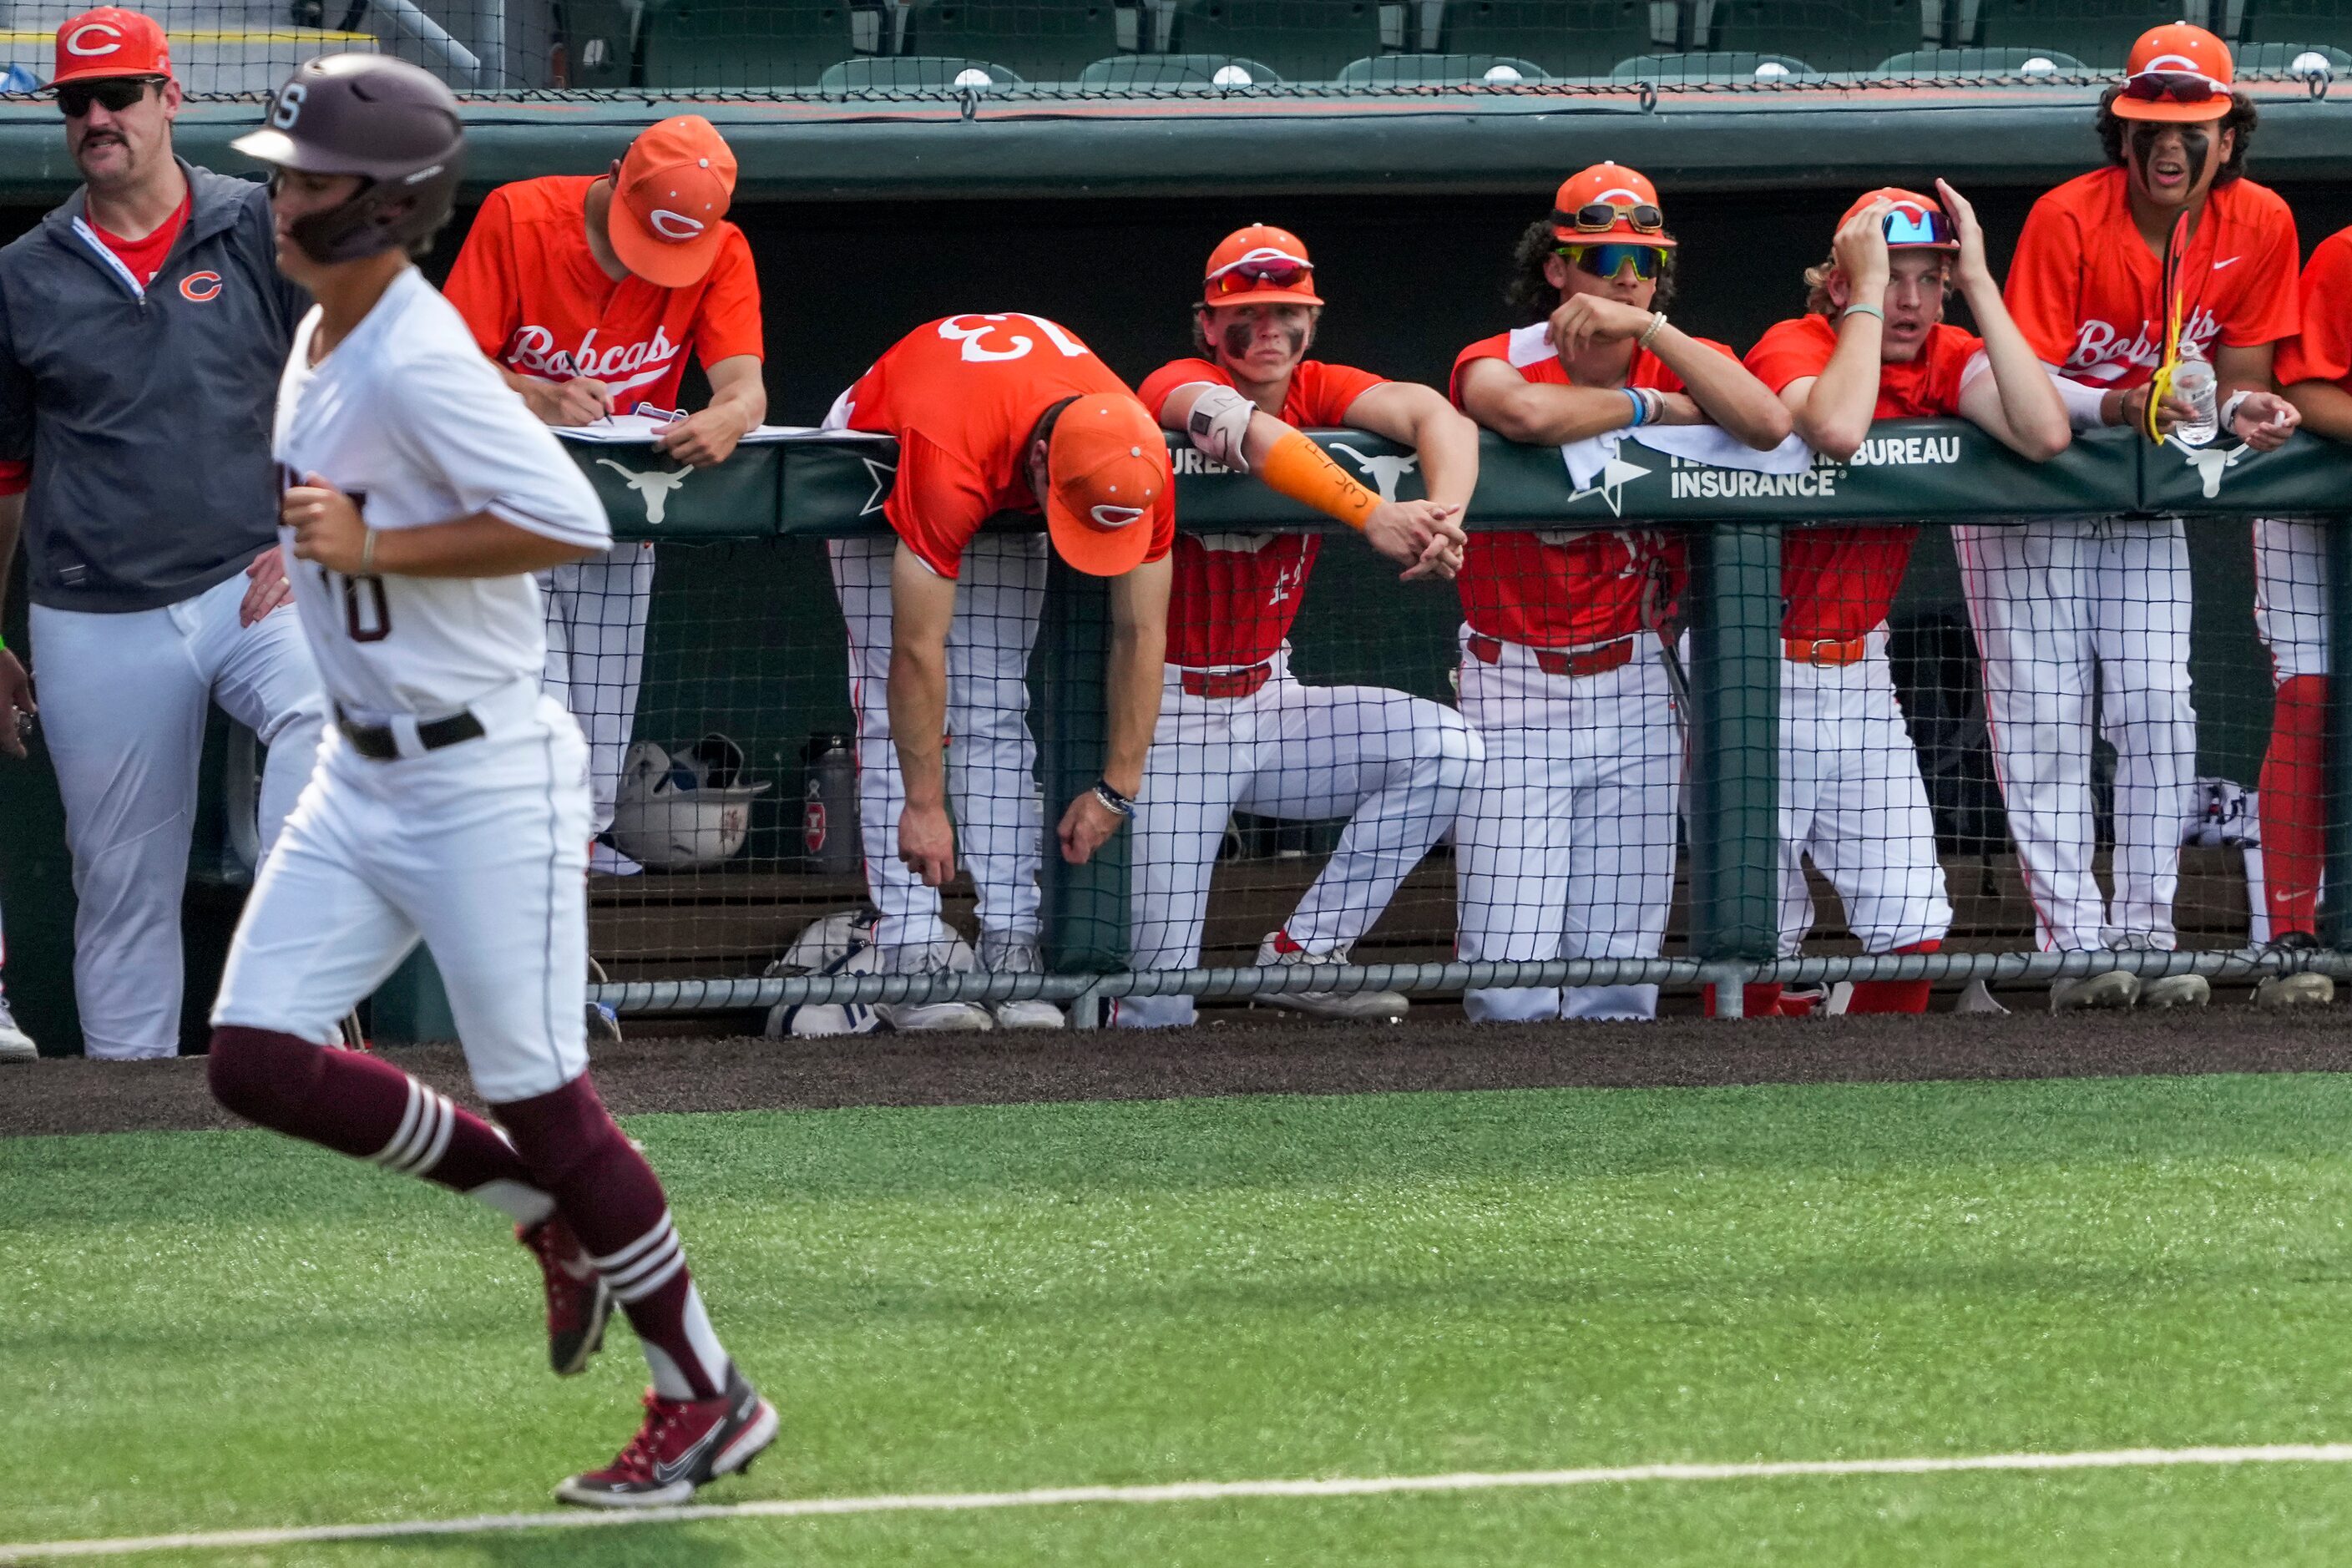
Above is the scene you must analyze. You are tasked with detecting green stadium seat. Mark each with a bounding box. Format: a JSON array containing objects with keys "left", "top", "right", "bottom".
[
  {"left": 817, "top": 53, "right": 1024, "bottom": 89},
  {"left": 2237, "top": 42, "right": 2352, "bottom": 75},
  {"left": 1378, "top": 3, "right": 1651, "bottom": 80},
  {"left": 637, "top": 1, "right": 855, "bottom": 91},
  {"left": 1699, "top": 5, "right": 1913, "bottom": 78},
  {"left": 905, "top": 2, "right": 1104, "bottom": 83},
  {"left": 1872, "top": 48, "right": 2092, "bottom": 79},
  {"left": 1334, "top": 50, "right": 1547, "bottom": 83},
  {"left": 1157, "top": 2, "right": 1380, "bottom": 84},
  {"left": 1075, "top": 53, "right": 1287, "bottom": 88},
  {"left": 1610, "top": 51, "right": 1819, "bottom": 84},
  {"left": 1970, "top": 3, "right": 2147, "bottom": 73},
  {"left": 559, "top": 0, "right": 645, "bottom": 88}
]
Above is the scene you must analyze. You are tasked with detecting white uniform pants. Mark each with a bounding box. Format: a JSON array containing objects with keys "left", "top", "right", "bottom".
[
  {"left": 1953, "top": 518, "right": 2197, "bottom": 952},
  {"left": 540, "top": 543, "right": 655, "bottom": 837},
  {"left": 2254, "top": 518, "right": 2327, "bottom": 682},
  {"left": 212, "top": 686, "right": 591, "bottom": 1104},
  {"left": 1118, "top": 650, "right": 1481, "bottom": 1028},
  {"left": 1454, "top": 627, "right": 1683, "bottom": 1022},
  {"left": 828, "top": 533, "right": 1047, "bottom": 956},
  {"left": 1776, "top": 641, "right": 1953, "bottom": 957},
  {"left": 31, "top": 572, "right": 326, "bottom": 1060}
]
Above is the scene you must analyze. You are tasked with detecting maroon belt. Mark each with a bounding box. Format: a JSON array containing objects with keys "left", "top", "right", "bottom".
[
  {"left": 1465, "top": 632, "right": 1636, "bottom": 680},
  {"left": 1180, "top": 662, "right": 1275, "bottom": 700}
]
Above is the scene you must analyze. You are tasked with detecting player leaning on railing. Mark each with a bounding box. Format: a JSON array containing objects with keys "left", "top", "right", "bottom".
[
  {"left": 1727, "top": 184, "right": 2069, "bottom": 1019},
  {"left": 1447, "top": 163, "right": 1790, "bottom": 1024},
  {"left": 1114, "top": 223, "right": 1480, "bottom": 1026}
]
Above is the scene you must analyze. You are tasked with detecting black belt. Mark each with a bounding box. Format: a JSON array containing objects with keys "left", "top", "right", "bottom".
[{"left": 336, "top": 706, "right": 485, "bottom": 761}]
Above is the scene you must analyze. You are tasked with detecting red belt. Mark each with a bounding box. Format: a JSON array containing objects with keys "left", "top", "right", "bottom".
[
  {"left": 1465, "top": 632, "right": 1636, "bottom": 680},
  {"left": 1783, "top": 635, "right": 1869, "bottom": 667},
  {"left": 1180, "top": 661, "right": 1275, "bottom": 700}
]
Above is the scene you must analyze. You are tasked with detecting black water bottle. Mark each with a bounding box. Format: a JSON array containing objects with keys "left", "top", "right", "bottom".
[{"left": 802, "top": 734, "right": 858, "bottom": 873}]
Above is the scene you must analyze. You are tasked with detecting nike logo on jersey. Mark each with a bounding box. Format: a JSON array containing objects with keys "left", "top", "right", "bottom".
[
  {"left": 507, "top": 323, "right": 681, "bottom": 397},
  {"left": 2211, "top": 255, "right": 2243, "bottom": 270}
]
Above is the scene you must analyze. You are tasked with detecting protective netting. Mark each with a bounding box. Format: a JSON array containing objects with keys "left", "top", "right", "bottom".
[{"left": 0, "top": 1, "right": 2340, "bottom": 99}]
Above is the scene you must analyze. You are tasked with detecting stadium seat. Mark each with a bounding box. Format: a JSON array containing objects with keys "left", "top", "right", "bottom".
[
  {"left": 1427, "top": 2, "right": 1653, "bottom": 81},
  {"left": 1075, "top": 53, "right": 1286, "bottom": 89},
  {"left": 1610, "top": 51, "right": 1819, "bottom": 84},
  {"left": 901, "top": 2, "right": 1103, "bottom": 83},
  {"left": 2237, "top": 42, "right": 2352, "bottom": 76},
  {"left": 1334, "top": 51, "right": 1548, "bottom": 83},
  {"left": 1152, "top": 2, "right": 1380, "bottom": 85},
  {"left": 1871, "top": 48, "right": 2092, "bottom": 80},
  {"left": 559, "top": 0, "right": 646, "bottom": 88},
  {"left": 1969, "top": 3, "right": 2147, "bottom": 73},
  {"left": 637, "top": 0, "right": 855, "bottom": 90},
  {"left": 816, "top": 53, "right": 1024, "bottom": 89}
]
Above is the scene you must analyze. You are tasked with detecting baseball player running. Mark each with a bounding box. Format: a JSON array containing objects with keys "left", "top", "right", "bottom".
[
  {"left": 0, "top": 7, "right": 326, "bottom": 1060},
  {"left": 207, "top": 57, "right": 773, "bottom": 1508},
  {"left": 1117, "top": 224, "right": 1479, "bottom": 1026},
  {"left": 1449, "top": 164, "right": 1789, "bottom": 1022},
  {"left": 443, "top": 114, "right": 766, "bottom": 876},
  {"left": 2246, "top": 222, "right": 2352, "bottom": 1009},
  {"left": 824, "top": 315, "right": 1175, "bottom": 1030},
  {"left": 1739, "top": 185, "right": 2069, "bottom": 1016},
  {"left": 1962, "top": 22, "right": 2301, "bottom": 1009}
]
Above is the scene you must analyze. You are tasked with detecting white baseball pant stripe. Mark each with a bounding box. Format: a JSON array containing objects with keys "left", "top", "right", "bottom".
[
  {"left": 828, "top": 533, "right": 1046, "bottom": 956},
  {"left": 540, "top": 543, "right": 655, "bottom": 837},
  {"left": 1454, "top": 627, "right": 1683, "bottom": 1022},
  {"left": 32, "top": 571, "right": 326, "bottom": 1060},
  {"left": 1776, "top": 642, "right": 1953, "bottom": 957},
  {"left": 211, "top": 691, "right": 592, "bottom": 1104},
  {"left": 1118, "top": 650, "right": 1481, "bottom": 1029},
  {"left": 1953, "top": 518, "right": 2197, "bottom": 953},
  {"left": 2253, "top": 518, "right": 2328, "bottom": 682}
]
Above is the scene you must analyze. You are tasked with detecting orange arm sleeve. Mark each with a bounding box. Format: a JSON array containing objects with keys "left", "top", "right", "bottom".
[{"left": 1257, "top": 427, "right": 1378, "bottom": 530}]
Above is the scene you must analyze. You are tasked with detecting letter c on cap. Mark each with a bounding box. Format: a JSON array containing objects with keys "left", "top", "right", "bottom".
[
  {"left": 1090, "top": 504, "right": 1144, "bottom": 529},
  {"left": 649, "top": 209, "right": 706, "bottom": 240},
  {"left": 65, "top": 22, "right": 122, "bottom": 54},
  {"left": 180, "top": 271, "right": 221, "bottom": 302}
]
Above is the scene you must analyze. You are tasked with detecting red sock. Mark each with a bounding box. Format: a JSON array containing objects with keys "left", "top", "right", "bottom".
[
  {"left": 1703, "top": 982, "right": 1784, "bottom": 1018},
  {"left": 495, "top": 1074, "right": 731, "bottom": 1401},
  {"left": 2261, "top": 674, "right": 2326, "bottom": 939},
  {"left": 207, "top": 1026, "right": 553, "bottom": 1222},
  {"left": 1848, "top": 939, "right": 1940, "bottom": 1014}
]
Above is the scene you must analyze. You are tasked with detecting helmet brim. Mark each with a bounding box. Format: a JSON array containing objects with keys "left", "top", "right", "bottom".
[{"left": 229, "top": 125, "right": 389, "bottom": 176}]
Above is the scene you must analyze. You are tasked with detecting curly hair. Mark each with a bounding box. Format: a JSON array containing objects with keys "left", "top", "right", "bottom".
[
  {"left": 2097, "top": 88, "right": 2258, "bottom": 186},
  {"left": 1505, "top": 217, "right": 1679, "bottom": 325}
]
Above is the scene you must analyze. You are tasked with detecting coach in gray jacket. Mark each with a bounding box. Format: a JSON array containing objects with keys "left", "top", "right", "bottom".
[{"left": 0, "top": 8, "right": 325, "bottom": 1060}]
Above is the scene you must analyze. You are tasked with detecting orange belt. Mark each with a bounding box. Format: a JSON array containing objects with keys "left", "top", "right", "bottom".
[
  {"left": 1180, "top": 661, "right": 1275, "bottom": 700},
  {"left": 1783, "top": 635, "right": 1870, "bottom": 667},
  {"left": 1466, "top": 632, "right": 1636, "bottom": 680}
]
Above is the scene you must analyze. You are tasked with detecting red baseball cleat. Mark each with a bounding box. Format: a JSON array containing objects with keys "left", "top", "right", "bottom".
[
  {"left": 554, "top": 1367, "right": 779, "bottom": 1508},
  {"left": 519, "top": 1216, "right": 613, "bottom": 1377}
]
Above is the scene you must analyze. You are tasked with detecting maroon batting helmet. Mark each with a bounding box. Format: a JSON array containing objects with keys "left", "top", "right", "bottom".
[{"left": 232, "top": 53, "right": 463, "bottom": 263}]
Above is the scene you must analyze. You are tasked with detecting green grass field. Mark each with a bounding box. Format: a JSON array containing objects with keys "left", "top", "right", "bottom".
[{"left": 7, "top": 1073, "right": 2352, "bottom": 1564}]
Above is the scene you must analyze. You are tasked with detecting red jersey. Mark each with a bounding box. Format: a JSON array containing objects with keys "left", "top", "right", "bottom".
[
  {"left": 2003, "top": 166, "right": 2299, "bottom": 391},
  {"left": 1447, "top": 321, "right": 1737, "bottom": 648},
  {"left": 1135, "top": 357, "right": 1387, "bottom": 668},
  {"left": 1745, "top": 314, "right": 1987, "bottom": 641},
  {"left": 2274, "top": 225, "right": 2352, "bottom": 392},
  {"left": 442, "top": 175, "right": 764, "bottom": 416},
  {"left": 837, "top": 314, "right": 1176, "bottom": 579}
]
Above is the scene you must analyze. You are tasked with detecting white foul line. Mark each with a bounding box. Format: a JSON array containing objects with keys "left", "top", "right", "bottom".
[{"left": 8, "top": 1444, "right": 2352, "bottom": 1560}]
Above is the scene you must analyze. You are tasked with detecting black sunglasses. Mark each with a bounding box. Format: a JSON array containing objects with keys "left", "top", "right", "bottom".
[{"left": 57, "top": 77, "right": 160, "bottom": 118}]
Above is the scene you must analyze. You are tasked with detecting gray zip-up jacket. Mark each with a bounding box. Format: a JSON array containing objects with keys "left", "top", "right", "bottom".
[{"left": 0, "top": 159, "right": 307, "bottom": 613}]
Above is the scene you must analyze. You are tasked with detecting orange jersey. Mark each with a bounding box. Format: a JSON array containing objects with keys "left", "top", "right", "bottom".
[
  {"left": 837, "top": 314, "right": 1176, "bottom": 579},
  {"left": 1135, "top": 357, "right": 1387, "bottom": 668},
  {"left": 1746, "top": 315, "right": 1987, "bottom": 641},
  {"left": 2003, "top": 166, "right": 2299, "bottom": 390},
  {"left": 1448, "top": 322, "right": 1736, "bottom": 649},
  {"left": 2274, "top": 225, "right": 2352, "bottom": 392},
  {"left": 441, "top": 175, "right": 764, "bottom": 415}
]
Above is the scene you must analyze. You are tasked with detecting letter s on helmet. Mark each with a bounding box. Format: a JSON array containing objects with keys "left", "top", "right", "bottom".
[{"left": 231, "top": 54, "right": 464, "bottom": 264}]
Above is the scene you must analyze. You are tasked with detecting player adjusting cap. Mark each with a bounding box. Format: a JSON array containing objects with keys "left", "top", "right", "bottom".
[
  {"left": 1041, "top": 395, "right": 1168, "bottom": 578},
  {"left": 52, "top": 6, "right": 171, "bottom": 87},
  {"left": 609, "top": 114, "right": 737, "bottom": 289},
  {"left": 1550, "top": 161, "right": 1676, "bottom": 248},
  {"left": 2114, "top": 22, "right": 2234, "bottom": 123},
  {"left": 1202, "top": 224, "right": 1323, "bottom": 309},
  {"left": 1839, "top": 187, "right": 1958, "bottom": 250}
]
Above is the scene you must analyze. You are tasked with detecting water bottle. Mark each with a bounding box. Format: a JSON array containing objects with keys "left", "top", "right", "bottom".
[
  {"left": 802, "top": 734, "right": 859, "bottom": 873},
  {"left": 2171, "top": 346, "right": 2218, "bottom": 447}
]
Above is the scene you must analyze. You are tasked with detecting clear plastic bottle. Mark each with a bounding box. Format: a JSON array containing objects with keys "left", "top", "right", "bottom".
[{"left": 2171, "top": 344, "right": 2218, "bottom": 447}]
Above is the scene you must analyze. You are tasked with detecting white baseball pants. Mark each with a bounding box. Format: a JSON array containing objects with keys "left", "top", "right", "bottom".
[
  {"left": 212, "top": 684, "right": 591, "bottom": 1104},
  {"left": 1776, "top": 641, "right": 1953, "bottom": 956},
  {"left": 829, "top": 533, "right": 1047, "bottom": 958},
  {"left": 1454, "top": 627, "right": 1683, "bottom": 1022},
  {"left": 2254, "top": 518, "right": 2327, "bottom": 682},
  {"left": 1117, "top": 650, "right": 1481, "bottom": 1029},
  {"left": 31, "top": 571, "right": 326, "bottom": 1060},
  {"left": 1953, "top": 517, "right": 2197, "bottom": 953},
  {"left": 541, "top": 543, "right": 655, "bottom": 838}
]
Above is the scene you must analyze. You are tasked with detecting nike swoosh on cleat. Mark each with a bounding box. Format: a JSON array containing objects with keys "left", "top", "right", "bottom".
[
  {"left": 2212, "top": 256, "right": 2243, "bottom": 269},
  {"left": 652, "top": 1422, "right": 725, "bottom": 1486}
]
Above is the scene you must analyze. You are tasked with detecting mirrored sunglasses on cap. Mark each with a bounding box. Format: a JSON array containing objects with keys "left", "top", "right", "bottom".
[
  {"left": 2122, "top": 68, "right": 2230, "bottom": 105},
  {"left": 1555, "top": 242, "right": 1667, "bottom": 281},
  {"left": 1206, "top": 247, "right": 1313, "bottom": 295},
  {"left": 56, "top": 75, "right": 159, "bottom": 116},
  {"left": 1882, "top": 205, "right": 1955, "bottom": 247},
  {"left": 1555, "top": 200, "right": 1666, "bottom": 235}
]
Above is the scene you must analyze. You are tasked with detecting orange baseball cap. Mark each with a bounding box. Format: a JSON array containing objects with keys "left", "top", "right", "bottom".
[
  {"left": 1040, "top": 395, "right": 1169, "bottom": 577},
  {"left": 1550, "top": 161, "right": 1675, "bottom": 247},
  {"left": 2114, "top": 22, "right": 2234, "bottom": 122},
  {"left": 1839, "top": 187, "right": 1958, "bottom": 249},
  {"left": 608, "top": 115, "right": 736, "bottom": 289},
  {"left": 53, "top": 7, "right": 171, "bottom": 86},
  {"left": 1201, "top": 224, "right": 1323, "bottom": 308}
]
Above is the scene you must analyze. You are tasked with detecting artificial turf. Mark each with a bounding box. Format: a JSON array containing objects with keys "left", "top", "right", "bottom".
[{"left": 5, "top": 1072, "right": 2350, "bottom": 1563}]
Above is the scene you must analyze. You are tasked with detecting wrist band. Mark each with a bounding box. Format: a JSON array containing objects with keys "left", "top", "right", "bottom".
[
  {"left": 1636, "top": 311, "right": 1668, "bottom": 351},
  {"left": 1092, "top": 779, "right": 1136, "bottom": 819},
  {"left": 1621, "top": 387, "right": 1647, "bottom": 428},
  {"left": 1641, "top": 387, "right": 1666, "bottom": 425},
  {"left": 1257, "top": 427, "right": 1381, "bottom": 531},
  {"left": 1842, "top": 301, "right": 1885, "bottom": 323},
  {"left": 359, "top": 528, "right": 377, "bottom": 575},
  {"left": 2219, "top": 389, "right": 2253, "bottom": 432}
]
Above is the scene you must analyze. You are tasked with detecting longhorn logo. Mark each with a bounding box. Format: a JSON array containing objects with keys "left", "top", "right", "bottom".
[
  {"left": 594, "top": 458, "right": 690, "bottom": 524},
  {"left": 1329, "top": 443, "right": 1419, "bottom": 503},
  {"left": 2180, "top": 442, "right": 2250, "bottom": 499}
]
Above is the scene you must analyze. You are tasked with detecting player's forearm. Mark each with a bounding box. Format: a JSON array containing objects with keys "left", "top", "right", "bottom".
[
  {"left": 887, "top": 641, "right": 950, "bottom": 810},
  {"left": 1657, "top": 331, "right": 1793, "bottom": 450},
  {"left": 706, "top": 358, "right": 768, "bottom": 431},
  {"left": 1100, "top": 613, "right": 1163, "bottom": 799},
  {"left": 1470, "top": 381, "right": 1645, "bottom": 446},
  {"left": 365, "top": 513, "right": 597, "bottom": 578},
  {"left": 2285, "top": 379, "right": 2352, "bottom": 444},
  {"left": 1411, "top": 407, "right": 1480, "bottom": 509},
  {"left": 0, "top": 493, "right": 21, "bottom": 622},
  {"left": 1793, "top": 321, "right": 1887, "bottom": 462},
  {"left": 2216, "top": 343, "right": 2277, "bottom": 402}
]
